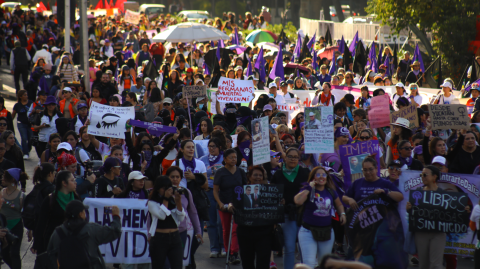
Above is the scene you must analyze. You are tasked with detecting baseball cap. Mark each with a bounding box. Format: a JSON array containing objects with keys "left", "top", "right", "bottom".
[
  {"left": 395, "top": 82, "right": 405, "bottom": 88},
  {"left": 432, "top": 156, "right": 446, "bottom": 166},
  {"left": 388, "top": 160, "right": 403, "bottom": 167},
  {"left": 163, "top": 97, "right": 173, "bottom": 104},
  {"left": 52, "top": 47, "right": 60, "bottom": 52},
  {"left": 128, "top": 171, "right": 146, "bottom": 180},
  {"left": 440, "top": 81, "right": 452, "bottom": 89},
  {"left": 77, "top": 103, "right": 88, "bottom": 110},
  {"left": 263, "top": 104, "right": 273, "bottom": 111},
  {"left": 63, "top": 87, "right": 72, "bottom": 92},
  {"left": 196, "top": 97, "right": 205, "bottom": 102},
  {"left": 268, "top": 82, "right": 277, "bottom": 88},
  {"left": 57, "top": 142, "right": 73, "bottom": 151}
]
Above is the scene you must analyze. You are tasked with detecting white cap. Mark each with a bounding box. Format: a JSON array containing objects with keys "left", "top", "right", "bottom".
[
  {"left": 432, "top": 156, "right": 446, "bottom": 166},
  {"left": 440, "top": 81, "right": 452, "bottom": 89},
  {"left": 268, "top": 82, "right": 277, "bottom": 88},
  {"left": 63, "top": 87, "right": 72, "bottom": 92},
  {"left": 52, "top": 47, "right": 60, "bottom": 52},
  {"left": 100, "top": 40, "right": 105, "bottom": 46},
  {"left": 196, "top": 97, "right": 205, "bottom": 102},
  {"left": 395, "top": 82, "right": 405, "bottom": 88},
  {"left": 128, "top": 171, "right": 146, "bottom": 180},
  {"left": 309, "top": 112, "right": 315, "bottom": 116},
  {"left": 57, "top": 142, "right": 73, "bottom": 151}
]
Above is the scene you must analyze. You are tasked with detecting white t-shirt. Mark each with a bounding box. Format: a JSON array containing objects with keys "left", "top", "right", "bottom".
[
  {"left": 172, "top": 158, "right": 207, "bottom": 188},
  {"left": 412, "top": 95, "right": 423, "bottom": 106},
  {"left": 96, "top": 141, "right": 130, "bottom": 164},
  {"left": 435, "top": 94, "right": 455, "bottom": 104}
]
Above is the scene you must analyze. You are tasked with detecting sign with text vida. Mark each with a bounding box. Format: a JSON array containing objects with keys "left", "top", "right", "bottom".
[{"left": 216, "top": 77, "right": 255, "bottom": 103}]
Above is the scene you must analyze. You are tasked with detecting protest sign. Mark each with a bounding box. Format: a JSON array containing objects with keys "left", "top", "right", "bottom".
[
  {"left": 427, "top": 104, "right": 470, "bottom": 130},
  {"left": 398, "top": 170, "right": 480, "bottom": 256},
  {"left": 217, "top": 77, "right": 255, "bottom": 103},
  {"left": 389, "top": 103, "right": 419, "bottom": 129},
  {"left": 408, "top": 190, "right": 470, "bottom": 233},
  {"left": 88, "top": 102, "right": 135, "bottom": 139},
  {"left": 194, "top": 140, "right": 209, "bottom": 159},
  {"left": 231, "top": 134, "right": 238, "bottom": 148},
  {"left": 232, "top": 184, "right": 285, "bottom": 226},
  {"left": 183, "top": 85, "right": 207, "bottom": 98},
  {"left": 346, "top": 194, "right": 408, "bottom": 269},
  {"left": 252, "top": 117, "right": 270, "bottom": 165},
  {"left": 339, "top": 140, "right": 380, "bottom": 189},
  {"left": 129, "top": 119, "right": 177, "bottom": 137},
  {"left": 369, "top": 95, "right": 391, "bottom": 128},
  {"left": 84, "top": 198, "right": 194, "bottom": 265},
  {"left": 124, "top": 10, "right": 140, "bottom": 24},
  {"left": 304, "top": 106, "right": 334, "bottom": 153}
]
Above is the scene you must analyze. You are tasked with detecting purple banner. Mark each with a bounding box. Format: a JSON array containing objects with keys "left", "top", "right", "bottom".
[{"left": 129, "top": 119, "right": 177, "bottom": 137}]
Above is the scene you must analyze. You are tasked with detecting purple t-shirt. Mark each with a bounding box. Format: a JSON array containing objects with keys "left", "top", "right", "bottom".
[
  {"left": 346, "top": 177, "right": 399, "bottom": 202},
  {"left": 128, "top": 189, "right": 146, "bottom": 199},
  {"left": 301, "top": 185, "right": 338, "bottom": 227}
]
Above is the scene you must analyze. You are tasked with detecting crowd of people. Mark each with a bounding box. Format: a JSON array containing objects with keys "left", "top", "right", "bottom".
[{"left": 0, "top": 3, "right": 479, "bottom": 269}]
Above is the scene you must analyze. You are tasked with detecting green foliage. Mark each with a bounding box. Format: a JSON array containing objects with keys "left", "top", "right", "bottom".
[
  {"left": 365, "top": 0, "right": 480, "bottom": 81},
  {"left": 215, "top": 0, "right": 246, "bottom": 19},
  {"left": 191, "top": 0, "right": 211, "bottom": 12}
]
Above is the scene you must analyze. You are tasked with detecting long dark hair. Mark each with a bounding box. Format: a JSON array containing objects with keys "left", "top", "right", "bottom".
[
  {"left": 148, "top": 176, "right": 173, "bottom": 203},
  {"left": 52, "top": 170, "right": 80, "bottom": 205},
  {"left": 33, "top": 163, "right": 55, "bottom": 185},
  {"left": 135, "top": 132, "right": 153, "bottom": 152},
  {"left": 175, "top": 140, "right": 195, "bottom": 165},
  {"left": 149, "top": 88, "right": 162, "bottom": 103},
  {"left": 117, "top": 178, "right": 147, "bottom": 198},
  {"left": 391, "top": 126, "right": 412, "bottom": 149}
]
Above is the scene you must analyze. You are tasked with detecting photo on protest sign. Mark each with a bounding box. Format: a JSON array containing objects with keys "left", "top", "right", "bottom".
[
  {"left": 346, "top": 193, "right": 408, "bottom": 269},
  {"left": 183, "top": 85, "right": 207, "bottom": 98},
  {"left": 389, "top": 103, "right": 419, "bottom": 129},
  {"left": 88, "top": 101, "right": 135, "bottom": 139},
  {"left": 398, "top": 171, "right": 479, "bottom": 256},
  {"left": 408, "top": 190, "right": 470, "bottom": 233},
  {"left": 427, "top": 104, "right": 470, "bottom": 130},
  {"left": 339, "top": 140, "right": 380, "bottom": 189},
  {"left": 232, "top": 184, "right": 284, "bottom": 226},
  {"left": 251, "top": 116, "right": 270, "bottom": 165},
  {"left": 217, "top": 77, "right": 255, "bottom": 103},
  {"left": 304, "top": 106, "right": 334, "bottom": 153}
]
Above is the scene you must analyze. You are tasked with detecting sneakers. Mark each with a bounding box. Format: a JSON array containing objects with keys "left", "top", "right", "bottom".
[
  {"left": 209, "top": 251, "right": 219, "bottom": 258},
  {"left": 269, "top": 261, "right": 277, "bottom": 269},
  {"left": 411, "top": 256, "right": 419, "bottom": 266},
  {"left": 220, "top": 249, "right": 227, "bottom": 257},
  {"left": 229, "top": 252, "right": 240, "bottom": 265},
  {"left": 23, "top": 154, "right": 29, "bottom": 160}
]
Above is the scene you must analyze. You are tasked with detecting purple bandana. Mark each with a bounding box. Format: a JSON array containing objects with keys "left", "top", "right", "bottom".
[
  {"left": 236, "top": 116, "right": 251, "bottom": 127},
  {"left": 182, "top": 157, "right": 196, "bottom": 172},
  {"left": 398, "top": 156, "right": 413, "bottom": 167},
  {"left": 238, "top": 140, "right": 251, "bottom": 161},
  {"left": 209, "top": 152, "right": 223, "bottom": 166}
]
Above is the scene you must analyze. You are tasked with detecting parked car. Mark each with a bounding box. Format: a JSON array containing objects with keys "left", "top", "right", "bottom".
[
  {"left": 139, "top": 4, "right": 165, "bottom": 17},
  {"left": 177, "top": 10, "right": 210, "bottom": 22}
]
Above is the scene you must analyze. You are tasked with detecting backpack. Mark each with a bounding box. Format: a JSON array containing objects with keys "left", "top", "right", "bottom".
[
  {"left": 55, "top": 226, "right": 92, "bottom": 269},
  {"left": 22, "top": 185, "right": 48, "bottom": 230}
]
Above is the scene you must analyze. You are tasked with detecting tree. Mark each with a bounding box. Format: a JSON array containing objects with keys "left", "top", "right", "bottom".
[{"left": 366, "top": 0, "right": 480, "bottom": 82}]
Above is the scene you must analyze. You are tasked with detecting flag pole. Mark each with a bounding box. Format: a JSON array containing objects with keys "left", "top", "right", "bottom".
[{"left": 415, "top": 56, "right": 440, "bottom": 85}]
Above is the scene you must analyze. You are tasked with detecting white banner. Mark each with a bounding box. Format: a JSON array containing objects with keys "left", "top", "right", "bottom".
[
  {"left": 304, "top": 106, "right": 334, "bottom": 153},
  {"left": 252, "top": 116, "right": 270, "bottom": 165},
  {"left": 88, "top": 102, "right": 135, "bottom": 139},
  {"left": 217, "top": 77, "right": 255, "bottom": 103},
  {"left": 124, "top": 10, "right": 141, "bottom": 24},
  {"left": 84, "top": 198, "right": 194, "bottom": 265}
]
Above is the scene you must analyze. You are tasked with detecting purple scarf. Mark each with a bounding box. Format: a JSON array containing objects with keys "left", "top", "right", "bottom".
[
  {"left": 182, "top": 157, "right": 196, "bottom": 172},
  {"left": 209, "top": 152, "right": 223, "bottom": 166},
  {"left": 398, "top": 156, "right": 413, "bottom": 167},
  {"left": 144, "top": 151, "right": 153, "bottom": 168},
  {"left": 238, "top": 140, "right": 251, "bottom": 161},
  {"left": 412, "top": 70, "right": 420, "bottom": 76}
]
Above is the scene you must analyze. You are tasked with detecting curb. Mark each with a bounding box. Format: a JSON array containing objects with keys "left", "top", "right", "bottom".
[{"left": 0, "top": 84, "right": 17, "bottom": 101}]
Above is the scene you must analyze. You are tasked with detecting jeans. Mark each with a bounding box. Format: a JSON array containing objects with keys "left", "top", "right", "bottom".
[
  {"left": 13, "top": 66, "right": 29, "bottom": 93},
  {"left": 237, "top": 225, "right": 272, "bottom": 269},
  {"left": 150, "top": 231, "right": 183, "bottom": 269},
  {"left": 17, "top": 122, "right": 32, "bottom": 155},
  {"left": 280, "top": 215, "right": 300, "bottom": 269},
  {"left": 218, "top": 210, "right": 238, "bottom": 255},
  {"left": 206, "top": 189, "right": 223, "bottom": 252},
  {"left": 2, "top": 220, "right": 24, "bottom": 269},
  {"left": 298, "top": 226, "right": 335, "bottom": 269}
]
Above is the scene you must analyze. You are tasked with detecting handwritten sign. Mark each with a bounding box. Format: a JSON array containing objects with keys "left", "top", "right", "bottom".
[
  {"left": 252, "top": 117, "right": 270, "bottom": 165},
  {"left": 408, "top": 190, "right": 470, "bottom": 233},
  {"left": 217, "top": 77, "right": 255, "bottom": 103},
  {"left": 389, "top": 103, "right": 419, "bottom": 129},
  {"left": 369, "top": 95, "right": 390, "bottom": 128},
  {"left": 88, "top": 102, "right": 134, "bottom": 139},
  {"left": 427, "top": 104, "right": 470, "bottom": 130},
  {"left": 304, "top": 106, "right": 334, "bottom": 153},
  {"left": 183, "top": 85, "right": 207, "bottom": 98},
  {"left": 232, "top": 184, "right": 285, "bottom": 226},
  {"left": 339, "top": 140, "right": 380, "bottom": 189},
  {"left": 124, "top": 10, "right": 140, "bottom": 24}
]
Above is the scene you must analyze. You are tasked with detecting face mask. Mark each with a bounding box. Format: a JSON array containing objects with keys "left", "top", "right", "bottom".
[
  {"left": 143, "top": 151, "right": 153, "bottom": 161},
  {"left": 198, "top": 104, "right": 204, "bottom": 109}
]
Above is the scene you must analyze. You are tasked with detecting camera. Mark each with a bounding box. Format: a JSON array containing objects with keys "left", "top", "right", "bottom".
[{"left": 173, "top": 187, "right": 186, "bottom": 195}]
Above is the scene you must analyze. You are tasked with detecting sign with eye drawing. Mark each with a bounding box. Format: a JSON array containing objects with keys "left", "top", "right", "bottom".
[{"left": 88, "top": 101, "right": 135, "bottom": 139}]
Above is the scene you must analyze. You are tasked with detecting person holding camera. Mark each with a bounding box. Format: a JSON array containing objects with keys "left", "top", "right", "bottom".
[
  {"left": 94, "top": 157, "right": 124, "bottom": 198},
  {"left": 148, "top": 176, "right": 185, "bottom": 269},
  {"left": 47, "top": 201, "right": 122, "bottom": 269},
  {"left": 57, "top": 152, "right": 96, "bottom": 199}
]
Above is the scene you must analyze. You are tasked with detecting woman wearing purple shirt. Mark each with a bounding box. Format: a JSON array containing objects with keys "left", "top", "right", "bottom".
[{"left": 294, "top": 166, "right": 346, "bottom": 269}]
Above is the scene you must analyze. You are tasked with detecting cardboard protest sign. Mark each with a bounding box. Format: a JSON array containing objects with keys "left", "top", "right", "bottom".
[
  {"left": 183, "top": 85, "right": 207, "bottom": 98},
  {"left": 389, "top": 103, "right": 419, "bottom": 129},
  {"left": 217, "top": 77, "right": 255, "bottom": 103},
  {"left": 428, "top": 104, "right": 470, "bottom": 130},
  {"left": 124, "top": 10, "right": 140, "bottom": 24},
  {"left": 339, "top": 140, "right": 380, "bottom": 189},
  {"left": 251, "top": 116, "right": 270, "bottom": 165},
  {"left": 346, "top": 194, "right": 408, "bottom": 269},
  {"left": 304, "top": 106, "right": 334, "bottom": 153},
  {"left": 369, "top": 95, "right": 390, "bottom": 128},
  {"left": 232, "top": 184, "right": 285, "bottom": 226},
  {"left": 408, "top": 190, "right": 470, "bottom": 233},
  {"left": 84, "top": 198, "right": 194, "bottom": 265},
  {"left": 88, "top": 102, "right": 134, "bottom": 139},
  {"left": 398, "top": 171, "right": 480, "bottom": 256}
]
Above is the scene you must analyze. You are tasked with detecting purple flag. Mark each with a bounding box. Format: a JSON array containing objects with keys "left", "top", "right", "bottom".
[
  {"left": 312, "top": 49, "right": 318, "bottom": 73},
  {"left": 329, "top": 50, "right": 336, "bottom": 75},
  {"left": 307, "top": 32, "right": 316, "bottom": 52},
  {"left": 210, "top": 40, "right": 214, "bottom": 47},
  {"left": 245, "top": 57, "right": 253, "bottom": 77},
  {"left": 368, "top": 41, "right": 378, "bottom": 73},
  {"left": 349, "top": 31, "right": 358, "bottom": 55},
  {"left": 412, "top": 44, "right": 425, "bottom": 72},
  {"left": 291, "top": 55, "right": 295, "bottom": 62},
  {"left": 216, "top": 45, "right": 221, "bottom": 62},
  {"left": 202, "top": 61, "right": 210, "bottom": 75},
  {"left": 269, "top": 42, "right": 285, "bottom": 81},
  {"left": 219, "top": 39, "right": 225, "bottom": 48},
  {"left": 338, "top": 36, "right": 345, "bottom": 54},
  {"left": 130, "top": 120, "right": 177, "bottom": 137},
  {"left": 377, "top": 44, "right": 383, "bottom": 70},
  {"left": 293, "top": 33, "right": 302, "bottom": 60},
  {"left": 255, "top": 46, "right": 266, "bottom": 82},
  {"left": 232, "top": 27, "right": 239, "bottom": 45},
  {"left": 193, "top": 43, "right": 197, "bottom": 52}
]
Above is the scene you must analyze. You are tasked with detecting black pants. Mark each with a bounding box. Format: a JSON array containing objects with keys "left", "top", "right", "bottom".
[
  {"left": 150, "top": 231, "right": 183, "bottom": 269},
  {"left": 237, "top": 225, "right": 272, "bottom": 269},
  {"left": 13, "top": 66, "right": 29, "bottom": 94},
  {"left": 475, "top": 247, "right": 480, "bottom": 269},
  {"left": 331, "top": 218, "right": 344, "bottom": 245},
  {"left": 2, "top": 220, "right": 24, "bottom": 269}
]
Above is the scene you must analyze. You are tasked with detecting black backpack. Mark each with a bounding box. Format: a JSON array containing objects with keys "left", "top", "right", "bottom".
[
  {"left": 22, "top": 185, "right": 47, "bottom": 230},
  {"left": 55, "top": 226, "right": 92, "bottom": 269}
]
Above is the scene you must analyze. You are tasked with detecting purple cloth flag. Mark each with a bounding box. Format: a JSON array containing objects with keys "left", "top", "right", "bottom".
[
  {"left": 216, "top": 45, "right": 221, "bottom": 61},
  {"left": 368, "top": 41, "right": 378, "bottom": 73},
  {"left": 202, "top": 61, "right": 210, "bottom": 75},
  {"left": 349, "top": 31, "right": 358, "bottom": 55},
  {"left": 384, "top": 55, "right": 391, "bottom": 77},
  {"left": 377, "top": 44, "right": 383, "bottom": 70},
  {"left": 329, "top": 50, "right": 336, "bottom": 75},
  {"left": 129, "top": 120, "right": 177, "bottom": 137},
  {"left": 255, "top": 46, "right": 266, "bottom": 82},
  {"left": 312, "top": 49, "right": 318, "bottom": 72},
  {"left": 210, "top": 40, "right": 215, "bottom": 47},
  {"left": 269, "top": 42, "right": 285, "bottom": 81},
  {"left": 193, "top": 43, "right": 197, "bottom": 52},
  {"left": 219, "top": 39, "right": 225, "bottom": 48},
  {"left": 232, "top": 27, "right": 239, "bottom": 45},
  {"left": 338, "top": 36, "right": 345, "bottom": 54},
  {"left": 412, "top": 44, "right": 425, "bottom": 72},
  {"left": 293, "top": 33, "right": 302, "bottom": 60},
  {"left": 245, "top": 57, "right": 253, "bottom": 77},
  {"left": 291, "top": 55, "right": 295, "bottom": 62},
  {"left": 307, "top": 32, "right": 316, "bottom": 52}
]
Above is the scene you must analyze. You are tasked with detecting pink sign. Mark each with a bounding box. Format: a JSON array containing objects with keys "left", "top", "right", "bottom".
[{"left": 369, "top": 95, "right": 391, "bottom": 128}]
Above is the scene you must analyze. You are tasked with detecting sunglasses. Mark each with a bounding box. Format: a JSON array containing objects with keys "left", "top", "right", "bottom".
[
  {"left": 411, "top": 87, "right": 418, "bottom": 90},
  {"left": 164, "top": 103, "right": 171, "bottom": 106},
  {"left": 359, "top": 136, "right": 370, "bottom": 140},
  {"left": 63, "top": 91, "right": 71, "bottom": 94},
  {"left": 388, "top": 166, "right": 401, "bottom": 171},
  {"left": 400, "top": 146, "right": 414, "bottom": 151},
  {"left": 0, "top": 123, "right": 7, "bottom": 127},
  {"left": 315, "top": 173, "right": 327, "bottom": 178}
]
